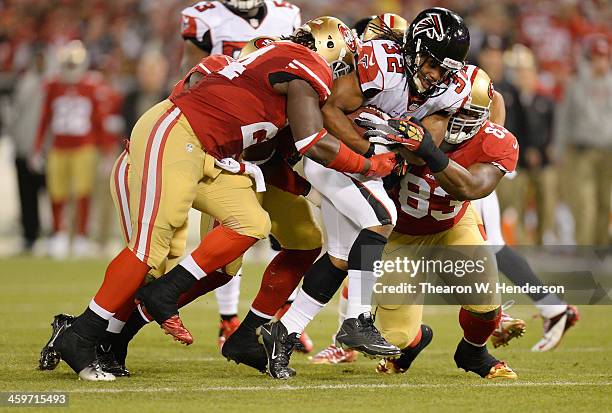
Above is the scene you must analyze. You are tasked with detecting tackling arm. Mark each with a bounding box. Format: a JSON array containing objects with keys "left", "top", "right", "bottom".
[
  {"left": 434, "top": 162, "right": 504, "bottom": 201},
  {"left": 280, "top": 79, "right": 396, "bottom": 178}
]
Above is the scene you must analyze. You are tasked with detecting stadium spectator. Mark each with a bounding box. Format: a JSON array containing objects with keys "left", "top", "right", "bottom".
[
  {"left": 555, "top": 35, "right": 612, "bottom": 246},
  {"left": 504, "top": 44, "right": 558, "bottom": 245},
  {"left": 6, "top": 46, "right": 46, "bottom": 252}
]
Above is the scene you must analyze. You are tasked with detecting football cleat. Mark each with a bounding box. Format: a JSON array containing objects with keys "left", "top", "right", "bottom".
[
  {"left": 454, "top": 338, "right": 517, "bottom": 379},
  {"left": 161, "top": 315, "right": 193, "bottom": 345},
  {"left": 96, "top": 344, "right": 130, "bottom": 377},
  {"left": 485, "top": 361, "right": 517, "bottom": 379},
  {"left": 217, "top": 316, "right": 240, "bottom": 350},
  {"left": 257, "top": 321, "right": 299, "bottom": 379},
  {"left": 491, "top": 312, "right": 526, "bottom": 348},
  {"left": 275, "top": 303, "right": 314, "bottom": 354},
  {"left": 39, "top": 313, "right": 75, "bottom": 370},
  {"left": 78, "top": 362, "right": 116, "bottom": 381},
  {"left": 295, "top": 330, "right": 314, "bottom": 354},
  {"left": 222, "top": 324, "right": 268, "bottom": 373},
  {"left": 309, "top": 344, "right": 358, "bottom": 364},
  {"left": 335, "top": 312, "right": 401, "bottom": 359},
  {"left": 532, "top": 305, "right": 580, "bottom": 352},
  {"left": 376, "top": 324, "right": 433, "bottom": 374},
  {"left": 53, "top": 325, "right": 99, "bottom": 376}
]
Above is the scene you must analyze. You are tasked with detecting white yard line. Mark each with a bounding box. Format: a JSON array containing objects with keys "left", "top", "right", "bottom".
[{"left": 24, "top": 381, "right": 612, "bottom": 394}]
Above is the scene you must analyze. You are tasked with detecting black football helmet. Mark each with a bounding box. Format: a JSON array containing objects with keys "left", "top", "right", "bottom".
[{"left": 403, "top": 7, "right": 470, "bottom": 96}]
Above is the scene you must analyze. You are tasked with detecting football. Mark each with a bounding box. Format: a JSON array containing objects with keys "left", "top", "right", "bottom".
[{"left": 347, "top": 106, "right": 389, "bottom": 137}]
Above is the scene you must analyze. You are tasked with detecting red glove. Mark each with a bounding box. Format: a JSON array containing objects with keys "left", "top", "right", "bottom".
[{"left": 365, "top": 152, "right": 397, "bottom": 178}]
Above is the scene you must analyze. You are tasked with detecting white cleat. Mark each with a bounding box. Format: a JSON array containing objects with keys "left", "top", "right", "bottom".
[
  {"left": 78, "top": 363, "right": 116, "bottom": 381},
  {"left": 532, "top": 305, "right": 579, "bottom": 352},
  {"left": 72, "top": 236, "right": 95, "bottom": 258},
  {"left": 48, "top": 232, "right": 70, "bottom": 259}
]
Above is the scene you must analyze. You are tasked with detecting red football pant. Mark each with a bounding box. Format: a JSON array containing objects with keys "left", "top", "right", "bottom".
[{"left": 252, "top": 248, "right": 321, "bottom": 317}]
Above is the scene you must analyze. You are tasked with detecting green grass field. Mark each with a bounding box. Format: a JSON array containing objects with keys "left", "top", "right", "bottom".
[{"left": 1, "top": 257, "right": 611, "bottom": 412}]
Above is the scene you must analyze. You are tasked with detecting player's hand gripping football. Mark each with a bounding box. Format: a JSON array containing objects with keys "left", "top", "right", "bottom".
[{"left": 363, "top": 116, "right": 436, "bottom": 156}]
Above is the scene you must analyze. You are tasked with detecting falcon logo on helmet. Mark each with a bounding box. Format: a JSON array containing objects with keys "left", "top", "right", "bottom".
[{"left": 412, "top": 13, "right": 445, "bottom": 42}]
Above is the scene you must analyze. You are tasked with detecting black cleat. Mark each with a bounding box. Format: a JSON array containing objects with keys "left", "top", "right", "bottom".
[
  {"left": 97, "top": 344, "right": 130, "bottom": 377},
  {"left": 256, "top": 322, "right": 300, "bottom": 379},
  {"left": 335, "top": 312, "right": 401, "bottom": 358},
  {"left": 377, "top": 324, "right": 433, "bottom": 374},
  {"left": 222, "top": 325, "right": 267, "bottom": 373},
  {"left": 454, "top": 338, "right": 517, "bottom": 379},
  {"left": 39, "top": 313, "right": 75, "bottom": 370},
  {"left": 54, "top": 326, "right": 115, "bottom": 381}
]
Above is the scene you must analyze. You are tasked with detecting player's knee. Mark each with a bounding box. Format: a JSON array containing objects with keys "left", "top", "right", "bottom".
[{"left": 461, "top": 304, "right": 501, "bottom": 317}]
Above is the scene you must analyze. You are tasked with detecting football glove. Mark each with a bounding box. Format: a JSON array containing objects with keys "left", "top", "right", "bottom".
[{"left": 365, "top": 152, "right": 397, "bottom": 178}]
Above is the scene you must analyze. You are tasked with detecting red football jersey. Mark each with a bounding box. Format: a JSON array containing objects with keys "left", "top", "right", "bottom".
[
  {"left": 34, "top": 73, "right": 104, "bottom": 152},
  {"left": 393, "top": 120, "right": 519, "bottom": 235},
  {"left": 170, "top": 41, "right": 332, "bottom": 160},
  {"left": 170, "top": 54, "right": 233, "bottom": 98}
]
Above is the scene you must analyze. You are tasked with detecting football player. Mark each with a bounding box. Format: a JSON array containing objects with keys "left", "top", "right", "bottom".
[
  {"left": 257, "top": 8, "right": 473, "bottom": 379},
  {"left": 371, "top": 65, "right": 518, "bottom": 379},
  {"left": 180, "top": 0, "right": 303, "bottom": 349},
  {"left": 50, "top": 16, "right": 396, "bottom": 381},
  {"left": 310, "top": 13, "right": 407, "bottom": 365},
  {"left": 31, "top": 41, "right": 103, "bottom": 258}
]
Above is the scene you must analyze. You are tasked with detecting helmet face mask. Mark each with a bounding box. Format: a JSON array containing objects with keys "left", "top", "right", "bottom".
[
  {"left": 445, "top": 65, "right": 493, "bottom": 145},
  {"left": 404, "top": 7, "right": 469, "bottom": 96},
  {"left": 225, "top": 0, "right": 263, "bottom": 12}
]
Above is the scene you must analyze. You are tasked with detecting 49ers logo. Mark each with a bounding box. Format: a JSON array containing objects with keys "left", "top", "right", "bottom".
[
  {"left": 412, "top": 13, "right": 445, "bottom": 41},
  {"left": 338, "top": 24, "right": 357, "bottom": 53},
  {"left": 253, "top": 37, "right": 275, "bottom": 49}
]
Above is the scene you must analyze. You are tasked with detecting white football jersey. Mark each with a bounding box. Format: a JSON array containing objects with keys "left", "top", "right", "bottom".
[
  {"left": 356, "top": 39, "right": 471, "bottom": 119},
  {"left": 181, "top": 0, "right": 301, "bottom": 58}
]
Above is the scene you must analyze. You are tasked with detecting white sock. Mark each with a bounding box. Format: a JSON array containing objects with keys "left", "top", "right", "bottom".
[
  {"left": 180, "top": 255, "right": 207, "bottom": 280},
  {"left": 137, "top": 303, "right": 152, "bottom": 323},
  {"left": 535, "top": 293, "right": 567, "bottom": 318},
  {"left": 215, "top": 273, "right": 241, "bottom": 316},
  {"left": 281, "top": 290, "right": 324, "bottom": 334},
  {"left": 89, "top": 299, "right": 114, "bottom": 320},
  {"left": 106, "top": 317, "right": 126, "bottom": 333},
  {"left": 287, "top": 287, "right": 299, "bottom": 302},
  {"left": 345, "top": 269, "right": 376, "bottom": 319},
  {"left": 338, "top": 291, "right": 348, "bottom": 329}
]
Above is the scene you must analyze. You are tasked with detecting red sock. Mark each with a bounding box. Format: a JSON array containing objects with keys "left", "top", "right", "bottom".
[
  {"left": 176, "top": 270, "right": 233, "bottom": 308},
  {"left": 459, "top": 307, "right": 501, "bottom": 346},
  {"left": 407, "top": 325, "right": 423, "bottom": 348},
  {"left": 191, "top": 226, "right": 257, "bottom": 274},
  {"left": 76, "top": 196, "right": 91, "bottom": 235},
  {"left": 93, "top": 247, "right": 150, "bottom": 315},
  {"left": 51, "top": 201, "right": 65, "bottom": 233},
  {"left": 113, "top": 299, "right": 138, "bottom": 322},
  {"left": 252, "top": 248, "right": 321, "bottom": 317},
  {"left": 341, "top": 284, "right": 349, "bottom": 299}
]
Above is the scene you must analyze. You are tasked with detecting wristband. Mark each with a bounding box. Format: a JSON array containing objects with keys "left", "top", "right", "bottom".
[
  {"left": 422, "top": 145, "right": 450, "bottom": 173},
  {"left": 327, "top": 141, "right": 366, "bottom": 174}
]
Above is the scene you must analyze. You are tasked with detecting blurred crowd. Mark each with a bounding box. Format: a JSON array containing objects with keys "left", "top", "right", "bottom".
[{"left": 0, "top": 0, "right": 610, "bottom": 255}]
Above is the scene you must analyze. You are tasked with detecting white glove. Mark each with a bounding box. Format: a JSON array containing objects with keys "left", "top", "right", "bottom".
[
  {"left": 354, "top": 111, "right": 400, "bottom": 147},
  {"left": 215, "top": 158, "right": 266, "bottom": 192}
]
